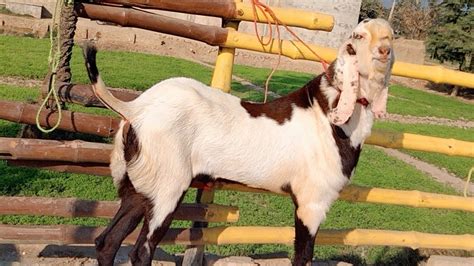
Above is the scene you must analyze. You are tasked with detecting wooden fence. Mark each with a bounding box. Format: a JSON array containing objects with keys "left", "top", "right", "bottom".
[{"left": 0, "top": 0, "right": 473, "bottom": 263}]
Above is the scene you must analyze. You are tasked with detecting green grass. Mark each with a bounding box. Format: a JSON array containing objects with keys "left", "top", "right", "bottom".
[
  {"left": 387, "top": 85, "right": 474, "bottom": 121},
  {"left": 1, "top": 34, "right": 473, "bottom": 264},
  {"left": 374, "top": 121, "right": 474, "bottom": 181},
  {"left": 233, "top": 65, "right": 314, "bottom": 95}
]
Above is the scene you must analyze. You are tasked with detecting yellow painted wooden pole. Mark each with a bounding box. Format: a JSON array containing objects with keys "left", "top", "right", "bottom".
[
  {"left": 223, "top": 31, "right": 474, "bottom": 88},
  {"left": 211, "top": 182, "right": 474, "bottom": 212},
  {"left": 211, "top": 21, "right": 240, "bottom": 92},
  {"left": 366, "top": 129, "right": 474, "bottom": 158},
  {"left": 393, "top": 61, "right": 474, "bottom": 88},
  {"left": 233, "top": 1, "right": 334, "bottom": 31},
  {"left": 161, "top": 227, "right": 474, "bottom": 251},
  {"left": 340, "top": 185, "right": 474, "bottom": 212},
  {"left": 316, "top": 229, "right": 474, "bottom": 250}
]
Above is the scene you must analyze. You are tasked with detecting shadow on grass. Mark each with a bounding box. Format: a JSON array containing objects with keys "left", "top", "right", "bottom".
[
  {"left": 329, "top": 247, "right": 427, "bottom": 266},
  {"left": 426, "top": 82, "right": 474, "bottom": 100},
  {"left": 0, "top": 160, "right": 66, "bottom": 196}
]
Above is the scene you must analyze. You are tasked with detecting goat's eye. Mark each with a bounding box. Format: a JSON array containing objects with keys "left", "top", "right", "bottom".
[{"left": 353, "top": 33, "right": 364, "bottom": 40}]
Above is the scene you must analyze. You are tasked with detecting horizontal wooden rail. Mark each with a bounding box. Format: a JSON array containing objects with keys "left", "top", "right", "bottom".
[
  {"left": 0, "top": 225, "right": 472, "bottom": 250},
  {"left": 7, "top": 158, "right": 474, "bottom": 213},
  {"left": 0, "top": 100, "right": 119, "bottom": 137},
  {"left": 223, "top": 30, "right": 474, "bottom": 88},
  {"left": 366, "top": 129, "right": 474, "bottom": 158},
  {"left": 93, "top": 0, "right": 335, "bottom": 31},
  {"left": 76, "top": 3, "right": 229, "bottom": 46},
  {"left": 0, "top": 196, "right": 239, "bottom": 223},
  {"left": 8, "top": 160, "right": 111, "bottom": 176},
  {"left": 0, "top": 138, "right": 111, "bottom": 163},
  {"left": 76, "top": 3, "right": 474, "bottom": 88},
  {"left": 213, "top": 182, "right": 474, "bottom": 213},
  {"left": 54, "top": 82, "right": 140, "bottom": 107}
]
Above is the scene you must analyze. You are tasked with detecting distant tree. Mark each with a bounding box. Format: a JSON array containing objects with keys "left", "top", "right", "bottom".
[
  {"left": 391, "top": 0, "right": 435, "bottom": 39},
  {"left": 426, "top": 0, "right": 473, "bottom": 72},
  {"left": 426, "top": 0, "right": 473, "bottom": 96},
  {"left": 359, "top": 0, "right": 387, "bottom": 22}
]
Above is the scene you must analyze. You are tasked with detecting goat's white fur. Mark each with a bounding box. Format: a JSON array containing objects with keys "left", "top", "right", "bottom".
[{"left": 88, "top": 18, "right": 394, "bottom": 255}]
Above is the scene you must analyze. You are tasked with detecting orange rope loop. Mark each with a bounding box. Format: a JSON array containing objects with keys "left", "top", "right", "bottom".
[{"left": 250, "top": 0, "right": 330, "bottom": 102}]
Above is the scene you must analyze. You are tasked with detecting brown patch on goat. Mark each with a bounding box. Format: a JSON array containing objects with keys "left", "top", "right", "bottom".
[
  {"left": 332, "top": 126, "right": 362, "bottom": 178},
  {"left": 122, "top": 122, "right": 140, "bottom": 163},
  {"left": 281, "top": 184, "right": 317, "bottom": 265},
  {"left": 240, "top": 63, "right": 338, "bottom": 124}
]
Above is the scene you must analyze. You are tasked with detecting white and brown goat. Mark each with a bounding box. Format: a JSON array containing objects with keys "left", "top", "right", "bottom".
[{"left": 83, "top": 18, "right": 394, "bottom": 266}]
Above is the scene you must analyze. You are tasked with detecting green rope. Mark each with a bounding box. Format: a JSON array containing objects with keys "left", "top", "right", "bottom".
[{"left": 35, "top": 0, "right": 73, "bottom": 133}]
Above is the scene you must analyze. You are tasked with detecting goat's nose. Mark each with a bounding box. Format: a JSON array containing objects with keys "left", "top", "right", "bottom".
[{"left": 378, "top": 47, "right": 391, "bottom": 57}]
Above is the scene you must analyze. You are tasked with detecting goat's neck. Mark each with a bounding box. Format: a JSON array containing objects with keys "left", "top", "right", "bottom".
[{"left": 318, "top": 71, "right": 376, "bottom": 148}]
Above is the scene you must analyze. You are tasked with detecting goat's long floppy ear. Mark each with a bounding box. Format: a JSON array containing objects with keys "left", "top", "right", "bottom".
[{"left": 328, "top": 42, "right": 359, "bottom": 125}]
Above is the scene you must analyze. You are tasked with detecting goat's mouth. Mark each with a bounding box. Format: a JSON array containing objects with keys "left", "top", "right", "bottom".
[{"left": 375, "top": 58, "right": 389, "bottom": 63}]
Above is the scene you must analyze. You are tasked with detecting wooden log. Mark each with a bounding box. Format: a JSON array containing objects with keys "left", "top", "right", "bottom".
[
  {"left": 0, "top": 138, "right": 111, "bottom": 163},
  {"left": 0, "top": 100, "right": 120, "bottom": 137},
  {"left": 7, "top": 160, "right": 111, "bottom": 176},
  {"left": 0, "top": 196, "right": 239, "bottom": 223},
  {"left": 367, "top": 129, "right": 474, "bottom": 158},
  {"left": 94, "top": 0, "right": 237, "bottom": 19},
  {"left": 75, "top": 3, "right": 229, "bottom": 46},
  {"left": 92, "top": 0, "right": 334, "bottom": 31},
  {"left": 214, "top": 182, "right": 474, "bottom": 213},
  {"left": 56, "top": 83, "right": 140, "bottom": 107},
  {"left": 0, "top": 225, "right": 472, "bottom": 251}
]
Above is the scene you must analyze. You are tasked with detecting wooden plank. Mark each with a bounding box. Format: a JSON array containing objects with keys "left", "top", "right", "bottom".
[
  {"left": 0, "top": 100, "right": 120, "bottom": 137},
  {"left": 76, "top": 3, "right": 229, "bottom": 46},
  {"left": 93, "top": 0, "right": 335, "bottom": 31},
  {"left": 54, "top": 83, "right": 140, "bottom": 107},
  {"left": 0, "top": 138, "right": 111, "bottom": 163},
  {"left": 7, "top": 160, "right": 111, "bottom": 176},
  {"left": 94, "top": 0, "right": 237, "bottom": 19},
  {"left": 0, "top": 196, "right": 239, "bottom": 223}
]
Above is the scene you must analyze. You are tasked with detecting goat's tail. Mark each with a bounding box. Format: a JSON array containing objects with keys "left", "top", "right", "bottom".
[{"left": 82, "top": 43, "right": 130, "bottom": 119}]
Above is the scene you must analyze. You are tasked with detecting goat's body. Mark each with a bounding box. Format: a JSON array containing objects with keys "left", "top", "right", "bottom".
[{"left": 112, "top": 77, "right": 370, "bottom": 236}]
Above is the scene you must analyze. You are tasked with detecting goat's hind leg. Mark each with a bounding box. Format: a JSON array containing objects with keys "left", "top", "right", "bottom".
[
  {"left": 129, "top": 189, "right": 187, "bottom": 266},
  {"left": 96, "top": 176, "right": 146, "bottom": 266}
]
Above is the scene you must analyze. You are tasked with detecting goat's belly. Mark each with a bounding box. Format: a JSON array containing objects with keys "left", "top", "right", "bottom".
[{"left": 192, "top": 143, "right": 305, "bottom": 193}]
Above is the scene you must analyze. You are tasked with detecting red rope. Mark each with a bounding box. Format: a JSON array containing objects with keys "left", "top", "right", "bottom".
[{"left": 250, "top": 0, "right": 330, "bottom": 102}]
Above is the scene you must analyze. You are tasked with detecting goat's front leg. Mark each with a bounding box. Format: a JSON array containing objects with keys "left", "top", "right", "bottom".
[
  {"left": 291, "top": 190, "right": 336, "bottom": 266},
  {"left": 294, "top": 209, "right": 318, "bottom": 265},
  {"left": 293, "top": 205, "right": 319, "bottom": 266}
]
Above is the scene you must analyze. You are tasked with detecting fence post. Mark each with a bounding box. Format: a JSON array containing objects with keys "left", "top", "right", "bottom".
[{"left": 210, "top": 20, "right": 240, "bottom": 92}]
